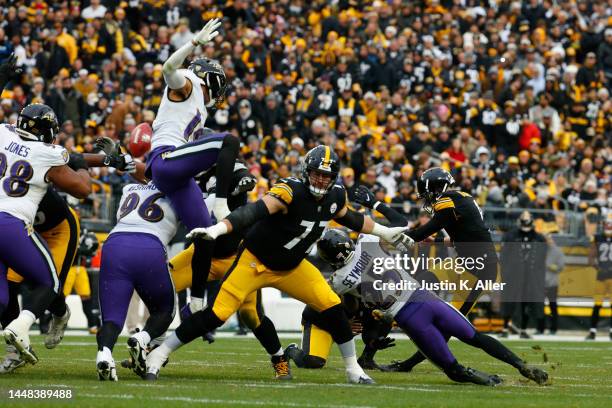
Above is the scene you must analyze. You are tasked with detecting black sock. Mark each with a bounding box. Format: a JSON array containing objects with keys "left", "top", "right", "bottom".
[
  {"left": 175, "top": 308, "right": 224, "bottom": 344},
  {"left": 143, "top": 311, "right": 174, "bottom": 340},
  {"left": 252, "top": 316, "right": 282, "bottom": 355},
  {"left": 360, "top": 345, "right": 377, "bottom": 361},
  {"left": 465, "top": 332, "right": 524, "bottom": 369},
  {"left": 22, "top": 285, "right": 56, "bottom": 318},
  {"left": 590, "top": 305, "right": 601, "bottom": 329},
  {"left": 97, "top": 322, "right": 122, "bottom": 351},
  {"left": 1, "top": 282, "right": 20, "bottom": 328},
  {"left": 191, "top": 239, "right": 213, "bottom": 299},
  {"left": 48, "top": 294, "right": 67, "bottom": 317},
  {"left": 81, "top": 297, "right": 99, "bottom": 328},
  {"left": 214, "top": 135, "right": 239, "bottom": 199}
]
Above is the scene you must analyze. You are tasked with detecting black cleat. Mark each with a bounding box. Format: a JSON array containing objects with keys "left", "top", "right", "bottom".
[
  {"left": 378, "top": 359, "right": 413, "bottom": 372},
  {"left": 127, "top": 337, "right": 147, "bottom": 378},
  {"left": 585, "top": 332, "right": 596, "bottom": 341},
  {"left": 519, "top": 365, "right": 549, "bottom": 385},
  {"left": 271, "top": 355, "right": 292, "bottom": 380},
  {"left": 465, "top": 367, "right": 501, "bottom": 386},
  {"left": 357, "top": 356, "right": 380, "bottom": 370}
]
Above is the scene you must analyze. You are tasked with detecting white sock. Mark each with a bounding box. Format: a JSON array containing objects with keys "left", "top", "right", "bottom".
[
  {"left": 8, "top": 310, "right": 36, "bottom": 334},
  {"left": 97, "top": 346, "right": 113, "bottom": 363},
  {"left": 213, "top": 198, "right": 230, "bottom": 219},
  {"left": 132, "top": 330, "right": 151, "bottom": 346},
  {"left": 272, "top": 347, "right": 284, "bottom": 357},
  {"left": 338, "top": 340, "right": 361, "bottom": 371},
  {"left": 158, "top": 332, "right": 183, "bottom": 357}
]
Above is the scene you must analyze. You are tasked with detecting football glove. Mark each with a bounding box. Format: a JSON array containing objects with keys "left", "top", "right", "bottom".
[
  {"left": 0, "top": 53, "right": 23, "bottom": 90},
  {"left": 186, "top": 222, "right": 228, "bottom": 241},
  {"left": 95, "top": 136, "right": 120, "bottom": 156},
  {"left": 353, "top": 185, "right": 376, "bottom": 209},
  {"left": 392, "top": 233, "right": 415, "bottom": 252},
  {"left": 192, "top": 18, "right": 221, "bottom": 46},
  {"left": 103, "top": 153, "right": 136, "bottom": 173}
]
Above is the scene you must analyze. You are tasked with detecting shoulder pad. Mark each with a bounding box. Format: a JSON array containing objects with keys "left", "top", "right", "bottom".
[{"left": 433, "top": 196, "right": 455, "bottom": 212}]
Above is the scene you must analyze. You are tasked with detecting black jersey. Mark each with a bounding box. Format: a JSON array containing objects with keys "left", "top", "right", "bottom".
[
  {"left": 409, "top": 190, "right": 496, "bottom": 259},
  {"left": 593, "top": 234, "right": 612, "bottom": 280},
  {"left": 245, "top": 177, "right": 347, "bottom": 271},
  {"left": 34, "top": 187, "right": 73, "bottom": 233}
]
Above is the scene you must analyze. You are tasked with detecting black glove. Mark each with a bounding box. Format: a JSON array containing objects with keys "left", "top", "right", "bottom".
[
  {"left": 368, "top": 336, "right": 396, "bottom": 351},
  {"left": 0, "top": 53, "right": 23, "bottom": 90},
  {"left": 95, "top": 136, "right": 121, "bottom": 156},
  {"left": 354, "top": 185, "right": 376, "bottom": 209},
  {"left": 103, "top": 153, "right": 136, "bottom": 172},
  {"left": 68, "top": 153, "right": 89, "bottom": 171}
]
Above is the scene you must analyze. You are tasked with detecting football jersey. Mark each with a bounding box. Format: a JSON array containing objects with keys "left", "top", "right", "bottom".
[
  {"left": 151, "top": 69, "right": 208, "bottom": 150},
  {"left": 593, "top": 234, "right": 612, "bottom": 280},
  {"left": 111, "top": 182, "right": 178, "bottom": 247},
  {"left": 0, "top": 124, "right": 69, "bottom": 224},
  {"left": 35, "top": 187, "right": 73, "bottom": 232},
  {"left": 244, "top": 177, "right": 347, "bottom": 271},
  {"left": 329, "top": 233, "right": 419, "bottom": 322}
]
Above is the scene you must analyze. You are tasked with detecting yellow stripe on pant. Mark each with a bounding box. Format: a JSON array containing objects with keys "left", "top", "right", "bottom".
[
  {"left": 302, "top": 322, "right": 333, "bottom": 362},
  {"left": 168, "top": 244, "right": 264, "bottom": 328}
]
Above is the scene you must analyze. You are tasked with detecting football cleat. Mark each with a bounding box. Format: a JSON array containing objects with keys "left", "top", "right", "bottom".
[
  {"left": 346, "top": 369, "right": 375, "bottom": 384},
  {"left": 97, "top": 360, "right": 118, "bottom": 381},
  {"left": 144, "top": 346, "right": 169, "bottom": 381},
  {"left": 271, "top": 355, "right": 292, "bottom": 380},
  {"left": 357, "top": 356, "right": 381, "bottom": 371},
  {"left": 378, "top": 359, "right": 413, "bottom": 372},
  {"left": 3, "top": 329, "right": 38, "bottom": 365},
  {"left": 465, "top": 367, "right": 501, "bottom": 386},
  {"left": 0, "top": 345, "right": 26, "bottom": 374},
  {"left": 518, "top": 365, "right": 549, "bottom": 385},
  {"left": 45, "top": 306, "right": 71, "bottom": 349},
  {"left": 585, "top": 332, "right": 596, "bottom": 341},
  {"left": 127, "top": 337, "right": 147, "bottom": 378}
]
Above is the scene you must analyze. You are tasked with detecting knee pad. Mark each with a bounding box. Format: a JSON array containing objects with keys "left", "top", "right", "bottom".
[{"left": 303, "top": 355, "right": 326, "bottom": 369}]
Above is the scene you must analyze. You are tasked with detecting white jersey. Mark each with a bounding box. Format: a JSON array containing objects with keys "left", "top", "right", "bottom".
[
  {"left": 0, "top": 124, "right": 68, "bottom": 224},
  {"left": 329, "top": 233, "right": 420, "bottom": 322},
  {"left": 152, "top": 69, "right": 208, "bottom": 149},
  {"left": 110, "top": 183, "right": 178, "bottom": 247}
]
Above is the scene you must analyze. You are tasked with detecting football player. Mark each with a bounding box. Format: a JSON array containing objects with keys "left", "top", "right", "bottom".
[
  {"left": 586, "top": 213, "right": 612, "bottom": 340},
  {"left": 96, "top": 181, "right": 179, "bottom": 381},
  {"left": 0, "top": 104, "right": 91, "bottom": 366},
  {"left": 315, "top": 229, "right": 548, "bottom": 385},
  {"left": 381, "top": 167, "right": 499, "bottom": 372},
  {"left": 145, "top": 146, "right": 413, "bottom": 384}
]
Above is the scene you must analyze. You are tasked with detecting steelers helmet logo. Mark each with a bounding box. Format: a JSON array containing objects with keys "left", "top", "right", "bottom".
[{"left": 330, "top": 203, "right": 337, "bottom": 214}]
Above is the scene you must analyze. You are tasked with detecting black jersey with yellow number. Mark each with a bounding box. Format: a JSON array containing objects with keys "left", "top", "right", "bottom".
[
  {"left": 35, "top": 187, "right": 73, "bottom": 233},
  {"left": 244, "top": 177, "right": 347, "bottom": 271},
  {"left": 593, "top": 234, "right": 612, "bottom": 280},
  {"left": 409, "top": 190, "right": 495, "bottom": 258}
]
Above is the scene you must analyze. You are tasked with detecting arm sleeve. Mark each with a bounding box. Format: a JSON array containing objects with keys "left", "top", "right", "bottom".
[
  {"left": 162, "top": 41, "right": 195, "bottom": 89},
  {"left": 408, "top": 209, "right": 454, "bottom": 242},
  {"left": 226, "top": 200, "right": 270, "bottom": 232},
  {"left": 373, "top": 202, "right": 408, "bottom": 227},
  {"left": 335, "top": 208, "right": 365, "bottom": 231}
]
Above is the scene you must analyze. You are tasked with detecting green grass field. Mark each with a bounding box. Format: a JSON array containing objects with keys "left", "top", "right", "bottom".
[{"left": 1, "top": 335, "right": 611, "bottom": 408}]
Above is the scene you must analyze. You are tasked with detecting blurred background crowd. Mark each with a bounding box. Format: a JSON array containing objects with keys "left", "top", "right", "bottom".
[{"left": 0, "top": 0, "right": 610, "bottom": 237}]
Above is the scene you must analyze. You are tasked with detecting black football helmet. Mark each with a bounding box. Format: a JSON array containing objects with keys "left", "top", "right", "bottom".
[
  {"left": 189, "top": 58, "right": 227, "bottom": 108},
  {"left": 416, "top": 167, "right": 455, "bottom": 213},
  {"left": 16, "top": 104, "right": 60, "bottom": 143},
  {"left": 317, "top": 229, "right": 355, "bottom": 269},
  {"left": 78, "top": 230, "right": 99, "bottom": 257},
  {"left": 302, "top": 145, "right": 340, "bottom": 198}
]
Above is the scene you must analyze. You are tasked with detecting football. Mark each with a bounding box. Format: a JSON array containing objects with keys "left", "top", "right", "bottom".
[{"left": 128, "top": 123, "right": 152, "bottom": 157}]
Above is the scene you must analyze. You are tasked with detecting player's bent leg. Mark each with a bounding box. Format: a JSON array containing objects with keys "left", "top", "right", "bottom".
[
  {"left": 285, "top": 322, "right": 331, "bottom": 369},
  {"left": 274, "top": 260, "right": 373, "bottom": 384},
  {"left": 169, "top": 245, "right": 194, "bottom": 293}
]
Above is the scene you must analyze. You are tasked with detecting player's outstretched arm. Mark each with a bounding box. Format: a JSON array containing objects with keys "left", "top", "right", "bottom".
[
  {"left": 186, "top": 194, "right": 286, "bottom": 240},
  {"left": 47, "top": 165, "right": 91, "bottom": 199},
  {"left": 163, "top": 18, "right": 221, "bottom": 96},
  {"left": 353, "top": 185, "right": 408, "bottom": 227},
  {"left": 82, "top": 153, "right": 146, "bottom": 183}
]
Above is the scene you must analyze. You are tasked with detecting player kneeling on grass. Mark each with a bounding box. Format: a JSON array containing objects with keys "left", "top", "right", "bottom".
[{"left": 312, "top": 229, "right": 549, "bottom": 386}]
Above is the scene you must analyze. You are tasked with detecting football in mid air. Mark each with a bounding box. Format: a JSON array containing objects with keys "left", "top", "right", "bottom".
[{"left": 129, "top": 122, "right": 152, "bottom": 157}]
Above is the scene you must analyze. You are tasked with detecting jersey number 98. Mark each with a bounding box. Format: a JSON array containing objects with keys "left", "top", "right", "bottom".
[{"left": 0, "top": 153, "right": 33, "bottom": 197}]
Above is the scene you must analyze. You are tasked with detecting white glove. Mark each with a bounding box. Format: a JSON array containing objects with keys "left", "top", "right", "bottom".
[
  {"left": 186, "top": 222, "right": 228, "bottom": 241},
  {"left": 189, "top": 296, "right": 204, "bottom": 314},
  {"left": 371, "top": 224, "right": 407, "bottom": 243},
  {"left": 192, "top": 18, "right": 221, "bottom": 46},
  {"left": 393, "top": 233, "right": 415, "bottom": 252}
]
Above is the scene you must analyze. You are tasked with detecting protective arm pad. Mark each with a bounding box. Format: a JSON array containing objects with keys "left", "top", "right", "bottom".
[
  {"left": 226, "top": 200, "right": 270, "bottom": 232},
  {"left": 335, "top": 208, "right": 365, "bottom": 232},
  {"left": 162, "top": 41, "right": 195, "bottom": 89},
  {"left": 68, "top": 153, "right": 89, "bottom": 171}
]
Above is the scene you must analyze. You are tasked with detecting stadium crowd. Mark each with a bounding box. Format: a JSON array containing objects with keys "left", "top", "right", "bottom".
[{"left": 0, "top": 0, "right": 610, "bottom": 228}]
